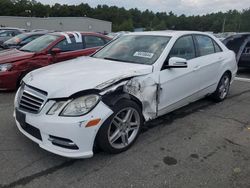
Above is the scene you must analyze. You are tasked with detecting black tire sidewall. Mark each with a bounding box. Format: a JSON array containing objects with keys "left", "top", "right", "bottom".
[{"left": 96, "top": 99, "right": 143, "bottom": 154}]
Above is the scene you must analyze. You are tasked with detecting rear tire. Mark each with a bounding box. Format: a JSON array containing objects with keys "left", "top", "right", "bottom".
[
  {"left": 212, "top": 72, "right": 231, "bottom": 102},
  {"left": 96, "top": 99, "right": 143, "bottom": 154}
]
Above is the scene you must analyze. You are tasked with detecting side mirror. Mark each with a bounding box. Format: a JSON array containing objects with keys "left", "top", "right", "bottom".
[
  {"left": 51, "top": 48, "right": 61, "bottom": 55},
  {"left": 165, "top": 57, "right": 188, "bottom": 68}
]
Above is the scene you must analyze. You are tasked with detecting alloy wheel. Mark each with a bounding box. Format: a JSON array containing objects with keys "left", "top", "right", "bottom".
[
  {"left": 219, "top": 75, "right": 230, "bottom": 99},
  {"left": 108, "top": 107, "right": 140, "bottom": 149}
]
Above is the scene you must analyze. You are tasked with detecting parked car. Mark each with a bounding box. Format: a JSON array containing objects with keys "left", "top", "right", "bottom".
[
  {"left": 0, "top": 27, "right": 28, "bottom": 32},
  {"left": 14, "top": 31, "right": 237, "bottom": 158},
  {"left": 31, "top": 29, "right": 51, "bottom": 32},
  {"left": 0, "top": 29, "right": 25, "bottom": 44},
  {"left": 223, "top": 33, "right": 250, "bottom": 67},
  {"left": 214, "top": 32, "right": 235, "bottom": 41},
  {"left": 0, "top": 32, "right": 111, "bottom": 90},
  {"left": 0, "top": 31, "right": 49, "bottom": 50}
]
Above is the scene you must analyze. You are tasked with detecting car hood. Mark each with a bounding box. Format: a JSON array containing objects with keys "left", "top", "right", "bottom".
[
  {"left": 23, "top": 56, "right": 153, "bottom": 98},
  {"left": 0, "top": 49, "right": 34, "bottom": 64}
]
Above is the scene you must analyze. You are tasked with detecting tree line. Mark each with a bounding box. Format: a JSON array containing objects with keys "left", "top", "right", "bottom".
[{"left": 0, "top": 0, "right": 250, "bottom": 32}]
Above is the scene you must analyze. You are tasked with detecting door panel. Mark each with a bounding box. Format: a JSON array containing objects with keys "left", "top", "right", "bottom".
[
  {"left": 158, "top": 58, "right": 201, "bottom": 116},
  {"left": 53, "top": 47, "right": 100, "bottom": 63},
  {"left": 194, "top": 53, "right": 224, "bottom": 92},
  {"left": 53, "top": 50, "right": 81, "bottom": 63},
  {"left": 26, "top": 54, "right": 53, "bottom": 72},
  {"left": 158, "top": 35, "right": 201, "bottom": 116},
  {"left": 194, "top": 35, "right": 224, "bottom": 93}
]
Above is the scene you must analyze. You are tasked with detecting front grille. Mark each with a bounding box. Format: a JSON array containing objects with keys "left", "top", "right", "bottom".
[{"left": 18, "top": 84, "right": 47, "bottom": 113}]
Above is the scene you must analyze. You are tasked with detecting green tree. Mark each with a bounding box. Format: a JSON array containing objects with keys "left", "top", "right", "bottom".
[{"left": 0, "top": 0, "right": 250, "bottom": 32}]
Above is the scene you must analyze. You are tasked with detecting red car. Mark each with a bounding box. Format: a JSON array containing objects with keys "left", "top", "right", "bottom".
[{"left": 0, "top": 32, "right": 111, "bottom": 90}]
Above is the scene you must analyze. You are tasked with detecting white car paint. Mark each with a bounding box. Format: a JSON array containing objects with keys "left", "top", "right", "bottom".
[
  {"left": 14, "top": 31, "right": 237, "bottom": 158},
  {"left": 24, "top": 57, "right": 153, "bottom": 98}
]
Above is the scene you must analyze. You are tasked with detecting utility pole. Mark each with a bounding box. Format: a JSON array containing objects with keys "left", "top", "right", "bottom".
[
  {"left": 238, "top": 15, "right": 241, "bottom": 32},
  {"left": 222, "top": 17, "right": 226, "bottom": 33}
]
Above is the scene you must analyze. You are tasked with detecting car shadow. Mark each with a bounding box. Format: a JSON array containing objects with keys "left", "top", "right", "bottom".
[{"left": 143, "top": 98, "right": 214, "bottom": 132}]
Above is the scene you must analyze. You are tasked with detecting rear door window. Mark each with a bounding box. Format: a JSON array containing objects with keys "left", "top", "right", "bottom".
[
  {"left": 0, "top": 31, "right": 14, "bottom": 37},
  {"left": 85, "top": 36, "right": 106, "bottom": 48},
  {"left": 195, "top": 35, "right": 215, "bottom": 56},
  {"left": 54, "top": 36, "right": 83, "bottom": 52}
]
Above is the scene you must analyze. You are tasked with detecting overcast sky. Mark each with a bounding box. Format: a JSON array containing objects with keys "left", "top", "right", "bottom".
[{"left": 37, "top": 0, "right": 250, "bottom": 15}]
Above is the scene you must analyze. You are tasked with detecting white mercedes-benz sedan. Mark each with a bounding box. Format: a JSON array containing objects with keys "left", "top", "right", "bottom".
[{"left": 14, "top": 31, "right": 237, "bottom": 158}]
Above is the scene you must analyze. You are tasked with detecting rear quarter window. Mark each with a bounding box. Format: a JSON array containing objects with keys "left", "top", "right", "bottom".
[{"left": 213, "top": 41, "right": 223, "bottom": 53}]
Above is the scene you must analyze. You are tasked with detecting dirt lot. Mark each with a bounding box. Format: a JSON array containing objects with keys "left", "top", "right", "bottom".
[{"left": 0, "top": 79, "right": 250, "bottom": 188}]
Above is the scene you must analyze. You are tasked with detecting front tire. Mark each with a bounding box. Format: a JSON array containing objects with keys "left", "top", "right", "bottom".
[
  {"left": 212, "top": 72, "right": 231, "bottom": 102},
  {"left": 96, "top": 99, "right": 143, "bottom": 154}
]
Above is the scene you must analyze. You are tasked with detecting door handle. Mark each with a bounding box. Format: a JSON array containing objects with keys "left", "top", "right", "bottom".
[{"left": 193, "top": 65, "right": 201, "bottom": 71}]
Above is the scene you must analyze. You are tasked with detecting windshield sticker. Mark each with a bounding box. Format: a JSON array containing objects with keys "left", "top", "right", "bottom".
[{"left": 133, "top": 51, "right": 154, "bottom": 59}]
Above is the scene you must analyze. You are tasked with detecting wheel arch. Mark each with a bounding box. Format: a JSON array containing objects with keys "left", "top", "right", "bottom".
[
  {"left": 215, "top": 69, "right": 232, "bottom": 91},
  {"left": 224, "top": 70, "right": 232, "bottom": 81},
  {"left": 102, "top": 89, "right": 143, "bottom": 116},
  {"left": 93, "top": 90, "right": 144, "bottom": 152}
]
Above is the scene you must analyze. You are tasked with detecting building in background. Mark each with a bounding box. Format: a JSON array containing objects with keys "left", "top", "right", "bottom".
[{"left": 0, "top": 16, "right": 112, "bottom": 33}]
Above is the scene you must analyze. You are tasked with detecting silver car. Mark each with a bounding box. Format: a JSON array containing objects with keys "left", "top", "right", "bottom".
[{"left": 0, "top": 29, "right": 25, "bottom": 44}]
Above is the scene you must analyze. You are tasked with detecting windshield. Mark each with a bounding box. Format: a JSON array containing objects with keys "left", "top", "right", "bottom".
[
  {"left": 93, "top": 35, "right": 171, "bottom": 65},
  {"left": 20, "top": 34, "right": 60, "bottom": 52},
  {"left": 4, "top": 33, "right": 27, "bottom": 45}
]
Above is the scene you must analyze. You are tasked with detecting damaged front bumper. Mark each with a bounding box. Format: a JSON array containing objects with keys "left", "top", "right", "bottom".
[{"left": 14, "top": 100, "right": 113, "bottom": 159}]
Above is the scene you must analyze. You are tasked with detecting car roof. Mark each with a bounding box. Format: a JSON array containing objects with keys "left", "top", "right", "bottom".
[
  {"left": 127, "top": 30, "right": 213, "bottom": 38},
  {"left": 0, "top": 27, "right": 24, "bottom": 31},
  {"left": 0, "top": 29, "right": 13, "bottom": 32},
  {"left": 50, "top": 31, "right": 106, "bottom": 36},
  {"left": 0, "top": 29, "right": 16, "bottom": 33},
  {"left": 21, "top": 31, "right": 50, "bottom": 36},
  {"left": 223, "top": 32, "right": 250, "bottom": 43},
  {"left": 229, "top": 33, "right": 250, "bottom": 37}
]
